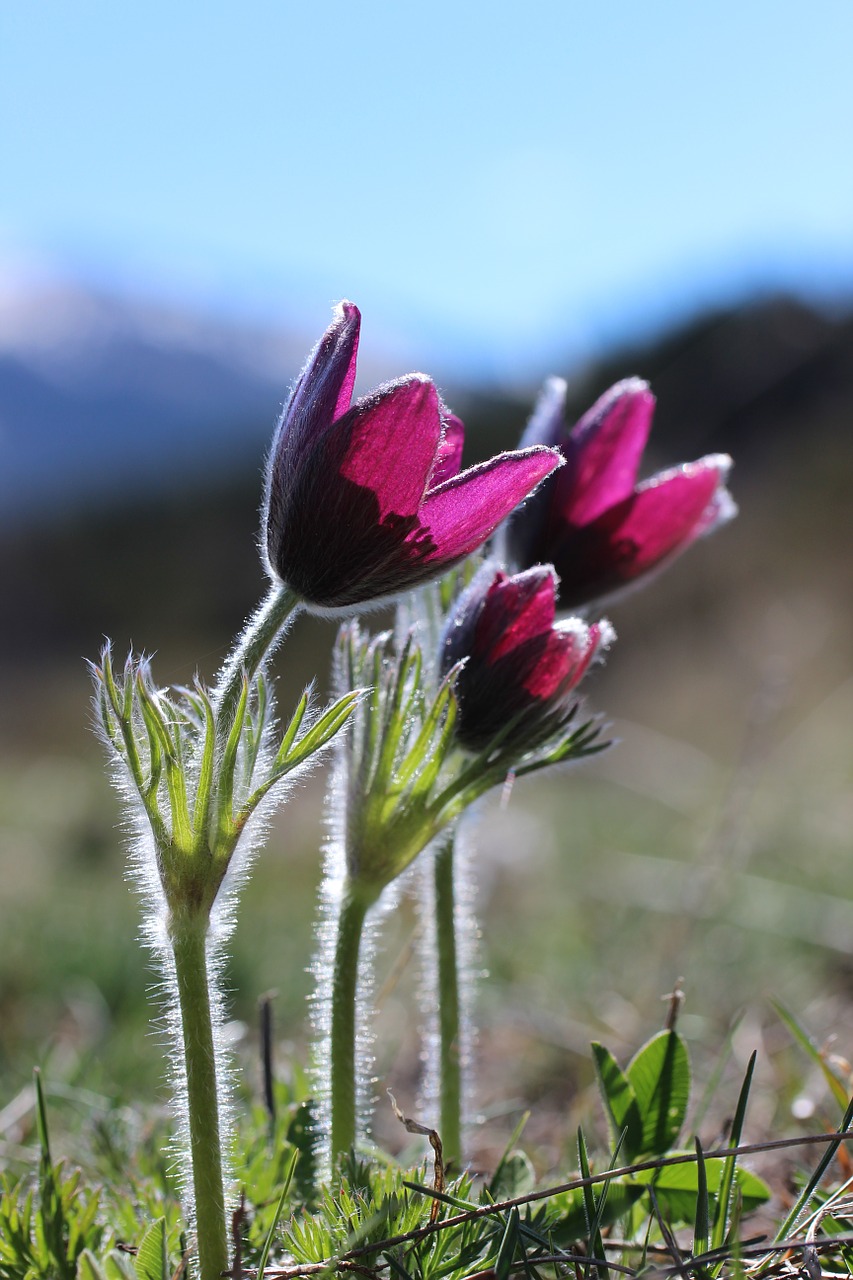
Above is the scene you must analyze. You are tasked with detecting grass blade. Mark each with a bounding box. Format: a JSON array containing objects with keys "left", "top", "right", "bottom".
[
  {"left": 710, "top": 1049, "right": 756, "bottom": 1263},
  {"left": 257, "top": 1148, "right": 299, "bottom": 1280}
]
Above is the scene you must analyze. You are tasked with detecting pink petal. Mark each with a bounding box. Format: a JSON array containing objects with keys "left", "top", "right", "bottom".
[
  {"left": 552, "top": 456, "right": 729, "bottom": 607},
  {"left": 419, "top": 446, "right": 562, "bottom": 562},
  {"left": 612, "top": 456, "right": 728, "bottom": 570},
  {"left": 337, "top": 375, "right": 442, "bottom": 517},
  {"left": 430, "top": 414, "right": 465, "bottom": 487},
  {"left": 477, "top": 567, "right": 557, "bottom": 662},
  {"left": 557, "top": 379, "right": 655, "bottom": 525},
  {"left": 523, "top": 619, "right": 602, "bottom": 699}
]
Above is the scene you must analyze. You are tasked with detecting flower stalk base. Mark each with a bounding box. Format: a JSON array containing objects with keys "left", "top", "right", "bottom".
[
  {"left": 169, "top": 912, "right": 229, "bottom": 1280},
  {"left": 434, "top": 838, "right": 462, "bottom": 1168},
  {"left": 329, "top": 887, "right": 371, "bottom": 1164}
]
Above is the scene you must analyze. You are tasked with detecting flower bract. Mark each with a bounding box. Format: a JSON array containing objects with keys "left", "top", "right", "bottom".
[
  {"left": 503, "top": 377, "right": 735, "bottom": 609},
  {"left": 264, "top": 302, "right": 562, "bottom": 610},
  {"left": 440, "top": 564, "right": 612, "bottom": 754}
]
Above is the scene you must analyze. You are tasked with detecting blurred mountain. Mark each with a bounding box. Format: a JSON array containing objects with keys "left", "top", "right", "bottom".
[
  {"left": 0, "top": 281, "right": 357, "bottom": 521},
  {"left": 1, "top": 286, "right": 852, "bottom": 752},
  {"left": 2, "top": 278, "right": 851, "bottom": 525}
]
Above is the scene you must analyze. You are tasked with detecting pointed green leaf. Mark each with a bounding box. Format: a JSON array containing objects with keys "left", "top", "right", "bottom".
[
  {"left": 495, "top": 1207, "right": 520, "bottom": 1280},
  {"left": 215, "top": 672, "right": 249, "bottom": 838},
  {"left": 134, "top": 1218, "right": 168, "bottom": 1280},
  {"left": 693, "top": 1137, "right": 710, "bottom": 1262},
  {"left": 592, "top": 1042, "right": 643, "bottom": 1159},
  {"left": 104, "top": 1253, "right": 139, "bottom": 1280},
  {"left": 577, "top": 1126, "right": 609, "bottom": 1280},
  {"left": 286, "top": 692, "right": 359, "bottom": 768},
  {"left": 191, "top": 684, "right": 216, "bottom": 849},
  {"left": 77, "top": 1251, "right": 109, "bottom": 1280},
  {"left": 626, "top": 1030, "right": 690, "bottom": 1156},
  {"left": 257, "top": 1148, "right": 299, "bottom": 1279},
  {"left": 274, "top": 692, "right": 309, "bottom": 770},
  {"left": 549, "top": 1183, "right": 646, "bottom": 1244},
  {"left": 711, "top": 1049, "right": 755, "bottom": 1258},
  {"left": 634, "top": 1158, "right": 769, "bottom": 1226}
]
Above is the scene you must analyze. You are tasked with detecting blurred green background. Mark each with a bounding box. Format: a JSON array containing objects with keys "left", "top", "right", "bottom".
[{"left": 2, "top": 294, "right": 852, "bottom": 1169}]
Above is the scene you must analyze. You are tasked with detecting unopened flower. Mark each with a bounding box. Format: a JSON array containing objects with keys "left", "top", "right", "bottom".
[
  {"left": 503, "top": 377, "right": 735, "bottom": 609},
  {"left": 264, "top": 302, "right": 562, "bottom": 610},
  {"left": 440, "top": 564, "right": 612, "bottom": 754}
]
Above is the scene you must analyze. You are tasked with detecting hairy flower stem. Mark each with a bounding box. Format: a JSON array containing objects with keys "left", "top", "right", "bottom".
[
  {"left": 169, "top": 911, "right": 229, "bottom": 1280},
  {"left": 213, "top": 582, "right": 300, "bottom": 742},
  {"left": 329, "top": 885, "right": 372, "bottom": 1163},
  {"left": 434, "top": 837, "right": 462, "bottom": 1167}
]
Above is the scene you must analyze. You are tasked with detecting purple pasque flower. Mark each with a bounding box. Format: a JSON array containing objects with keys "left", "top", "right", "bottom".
[
  {"left": 503, "top": 377, "right": 735, "bottom": 610},
  {"left": 440, "top": 563, "right": 612, "bottom": 754},
  {"left": 264, "top": 302, "right": 563, "bottom": 611}
]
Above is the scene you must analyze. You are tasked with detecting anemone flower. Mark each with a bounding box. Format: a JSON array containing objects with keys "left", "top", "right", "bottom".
[
  {"left": 264, "top": 302, "right": 562, "bottom": 611},
  {"left": 441, "top": 563, "right": 612, "bottom": 753},
  {"left": 503, "top": 377, "right": 735, "bottom": 610}
]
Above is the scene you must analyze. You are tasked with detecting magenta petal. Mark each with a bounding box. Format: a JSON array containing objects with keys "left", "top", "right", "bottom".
[
  {"left": 477, "top": 568, "right": 557, "bottom": 662},
  {"left": 520, "top": 629, "right": 579, "bottom": 699},
  {"left": 431, "top": 414, "right": 465, "bottom": 487},
  {"left": 419, "top": 446, "right": 562, "bottom": 562},
  {"left": 552, "top": 456, "right": 727, "bottom": 608},
  {"left": 612, "top": 457, "right": 728, "bottom": 570},
  {"left": 337, "top": 375, "right": 442, "bottom": 517},
  {"left": 558, "top": 379, "right": 655, "bottom": 525}
]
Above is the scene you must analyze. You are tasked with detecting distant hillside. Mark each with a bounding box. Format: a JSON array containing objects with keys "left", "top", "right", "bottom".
[
  {"left": 0, "top": 282, "right": 386, "bottom": 521},
  {"left": 2, "top": 290, "right": 852, "bottom": 753}
]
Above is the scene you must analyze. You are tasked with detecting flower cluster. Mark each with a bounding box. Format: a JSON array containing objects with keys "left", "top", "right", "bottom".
[{"left": 93, "top": 299, "right": 736, "bottom": 1266}]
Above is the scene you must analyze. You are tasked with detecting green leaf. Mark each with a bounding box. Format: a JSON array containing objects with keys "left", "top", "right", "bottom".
[
  {"left": 577, "top": 1126, "right": 610, "bottom": 1280},
  {"left": 134, "top": 1219, "right": 168, "bottom": 1280},
  {"left": 275, "top": 691, "right": 309, "bottom": 768},
  {"left": 693, "top": 1137, "right": 710, "bottom": 1263},
  {"left": 489, "top": 1112, "right": 531, "bottom": 1199},
  {"left": 549, "top": 1183, "right": 647, "bottom": 1246},
  {"left": 591, "top": 1042, "right": 643, "bottom": 1158},
  {"left": 104, "top": 1253, "right": 139, "bottom": 1280},
  {"left": 257, "top": 1148, "right": 299, "bottom": 1279},
  {"left": 495, "top": 1207, "right": 520, "bottom": 1280},
  {"left": 626, "top": 1030, "right": 690, "bottom": 1157},
  {"left": 489, "top": 1151, "right": 536, "bottom": 1201},
  {"left": 77, "top": 1251, "right": 108, "bottom": 1280},
  {"left": 633, "top": 1157, "right": 770, "bottom": 1226},
  {"left": 711, "top": 1049, "right": 755, "bottom": 1260}
]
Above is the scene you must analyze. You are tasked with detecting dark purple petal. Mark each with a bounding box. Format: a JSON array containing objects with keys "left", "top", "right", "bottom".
[
  {"left": 280, "top": 301, "right": 361, "bottom": 448},
  {"left": 419, "top": 447, "right": 562, "bottom": 564},
  {"left": 501, "top": 379, "right": 568, "bottom": 570},
  {"left": 430, "top": 413, "right": 465, "bottom": 487},
  {"left": 557, "top": 379, "right": 655, "bottom": 524},
  {"left": 337, "top": 375, "right": 442, "bottom": 517}
]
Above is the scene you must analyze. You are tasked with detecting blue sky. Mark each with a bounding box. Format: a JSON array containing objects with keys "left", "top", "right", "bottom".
[{"left": 2, "top": 0, "right": 852, "bottom": 382}]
